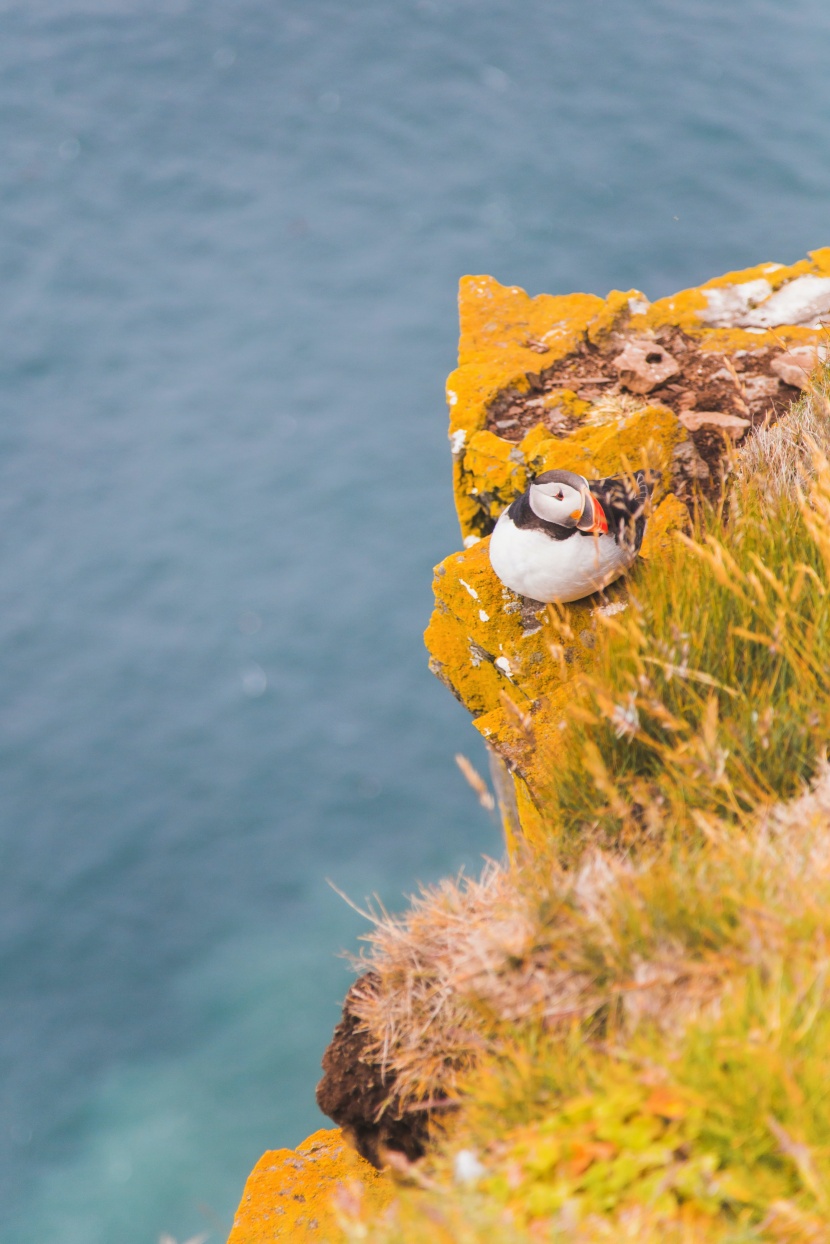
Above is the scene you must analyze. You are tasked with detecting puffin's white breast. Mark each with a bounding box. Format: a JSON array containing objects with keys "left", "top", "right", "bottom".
[{"left": 488, "top": 512, "right": 634, "bottom": 603}]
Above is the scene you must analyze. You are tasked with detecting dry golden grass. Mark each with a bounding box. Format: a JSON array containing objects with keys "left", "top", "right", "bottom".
[
  {"left": 352, "top": 761, "right": 830, "bottom": 1104},
  {"left": 733, "top": 385, "right": 830, "bottom": 494}
]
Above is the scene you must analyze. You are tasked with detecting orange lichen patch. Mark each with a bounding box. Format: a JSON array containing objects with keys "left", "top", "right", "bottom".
[
  {"left": 227, "top": 1128, "right": 392, "bottom": 1243},
  {"left": 639, "top": 492, "right": 689, "bottom": 560},
  {"left": 457, "top": 403, "right": 682, "bottom": 539},
  {"left": 683, "top": 322, "right": 830, "bottom": 361},
  {"left": 526, "top": 403, "right": 682, "bottom": 482},
  {"left": 586, "top": 287, "right": 643, "bottom": 346},
  {"left": 425, "top": 534, "right": 635, "bottom": 856},
  {"left": 457, "top": 430, "right": 529, "bottom": 534},
  {"left": 473, "top": 688, "right": 575, "bottom": 858},
  {"left": 509, "top": 770, "right": 549, "bottom": 856},
  {"left": 425, "top": 537, "right": 603, "bottom": 721},
  {"left": 455, "top": 275, "right": 602, "bottom": 381},
  {"left": 426, "top": 540, "right": 519, "bottom": 719}
]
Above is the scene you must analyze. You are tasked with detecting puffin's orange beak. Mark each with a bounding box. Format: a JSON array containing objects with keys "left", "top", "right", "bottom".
[{"left": 587, "top": 494, "right": 608, "bottom": 534}]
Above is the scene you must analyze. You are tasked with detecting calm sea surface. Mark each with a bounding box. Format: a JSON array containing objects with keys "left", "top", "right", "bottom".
[{"left": 2, "top": 0, "right": 830, "bottom": 1239}]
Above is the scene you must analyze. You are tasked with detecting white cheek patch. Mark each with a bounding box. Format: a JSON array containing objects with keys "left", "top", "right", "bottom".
[{"left": 530, "top": 485, "right": 581, "bottom": 524}]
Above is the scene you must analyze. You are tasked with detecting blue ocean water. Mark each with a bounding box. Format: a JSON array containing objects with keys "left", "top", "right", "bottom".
[{"left": 2, "top": 0, "right": 830, "bottom": 1239}]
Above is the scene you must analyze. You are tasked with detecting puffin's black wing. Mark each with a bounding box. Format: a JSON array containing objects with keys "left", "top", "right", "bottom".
[{"left": 588, "top": 470, "right": 656, "bottom": 553}]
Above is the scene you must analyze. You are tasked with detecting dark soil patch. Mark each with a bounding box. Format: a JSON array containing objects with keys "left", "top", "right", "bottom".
[
  {"left": 486, "top": 327, "right": 801, "bottom": 495},
  {"left": 316, "top": 975, "right": 437, "bottom": 1169}
]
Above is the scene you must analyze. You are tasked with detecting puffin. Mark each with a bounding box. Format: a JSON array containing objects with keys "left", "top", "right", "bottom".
[{"left": 488, "top": 468, "right": 655, "bottom": 603}]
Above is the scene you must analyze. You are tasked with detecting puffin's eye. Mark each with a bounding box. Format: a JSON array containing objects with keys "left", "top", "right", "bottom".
[{"left": 554, "top": 491, "right": 564, "bottom": 500}]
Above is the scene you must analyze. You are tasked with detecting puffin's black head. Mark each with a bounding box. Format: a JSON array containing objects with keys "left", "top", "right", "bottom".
[{"left": 532, "top": 469, "right": 588, "bottom": 492}]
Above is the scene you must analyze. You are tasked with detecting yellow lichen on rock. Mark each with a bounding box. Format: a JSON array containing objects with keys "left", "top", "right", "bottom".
[
  {"left": 457, "top": 404, "right": 683, "bottom": 540},
  {"left": 449, "top": 276, "right": 603, "bottom": 419},
  {"left": 456, "top": 429, "right": 529, "bottom": 535},
  {"left": 425, "top": 532, "right": 626, "bottom": 852},
  {"left": 640, "top": 491, "right": 689, "bottom": 561},
  {"left": 523, "top": 402, "right": 683, "bottom": 483},
  {"left": 227, "top": 1128, "right": 392, "bottom": 1243},
  {"left": 448, "top": 278, "right": 605, "bottom": 538}
]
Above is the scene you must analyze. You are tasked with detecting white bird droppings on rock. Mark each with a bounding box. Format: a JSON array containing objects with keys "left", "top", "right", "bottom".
[
  {"left": 699, "top": 278, "right": 772, "bottom": 327},
  {"left": 458, "top": 577, "right": 479, "bottom": 600},
  {"left": 741, "top": 274, "right": 830, "bottom": 328},
  {"left": 627, "top": 296, "right": 650, "bottom": 315},
  {"left": 495, "top": 655, "right": 512, "bottom": 676},
  {"left": 449, "top": 428, "right": 465, "bottom": 454}
]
